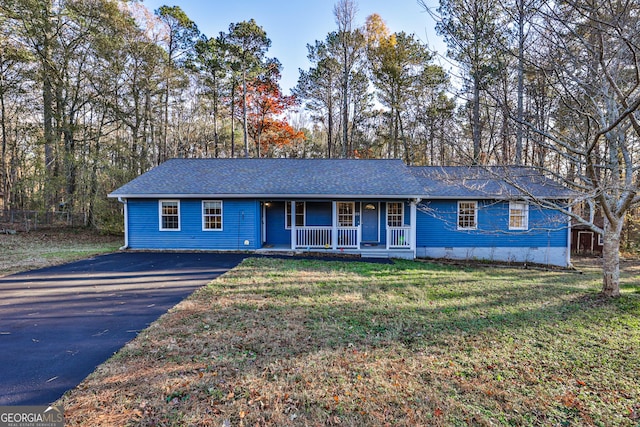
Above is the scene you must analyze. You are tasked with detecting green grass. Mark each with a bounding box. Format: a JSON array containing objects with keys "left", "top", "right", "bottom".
[
  {"left": 60, "top": 257, "right": 640, "bottom": 426},
  {"left": 0, "top": 228, "right": 122, "bottom": 275}
]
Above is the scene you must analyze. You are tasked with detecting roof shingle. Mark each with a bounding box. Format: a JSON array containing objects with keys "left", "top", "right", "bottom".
[
  {"left": 109, "top": 158, "right": 424, "bottom": 198},
  {"left": 410, "top": 166, "right": 575, "bottom": 199},
  {"left": 108, "top": 159, "right": 574, "bottom": 200}
]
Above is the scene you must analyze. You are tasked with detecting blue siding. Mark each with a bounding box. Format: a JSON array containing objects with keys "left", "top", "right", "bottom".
[
  {"left": 264, "top": 202, "right": 332, "bottom": 246},
  {"left": 306, "top": 202, "right": 332, "bottom": 226},
  {"left": 127, "top": 199, "right": 260, "bottom": 250},
  {"left": 416, "top": 200, "right": 568, "bottom": 248}
]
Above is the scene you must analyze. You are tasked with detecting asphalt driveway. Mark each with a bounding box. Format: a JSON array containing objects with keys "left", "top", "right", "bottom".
[{"left": 0, "top": 252, "right": 247, "bottom": 405}]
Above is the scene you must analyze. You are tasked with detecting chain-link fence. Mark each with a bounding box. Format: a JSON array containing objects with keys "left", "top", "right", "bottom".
[{"left": 0, "top": 210, "right": 88, "bottom": 231}]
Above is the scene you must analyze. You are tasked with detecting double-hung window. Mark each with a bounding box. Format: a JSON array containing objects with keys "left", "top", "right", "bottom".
[
  {"left": 203, "top": 200, "right": 223, "bottom": 231},
  {"left": 159, "top": 200, "right": 180, "bottom": 231},
  {"left": 337, "top": 202, "right": 355, "bottom": 227},
  {"left": 508, "top": 201, "right": 529, "bottom": 230},
  {"left": 286, "top": 202, "right": 305, "bottom": 229},
  {"left": 387, "top": 202, "right": 404, "bottom": 227},
  {"left": 457, "top": 201, "right": 477, "bottom": 230}
]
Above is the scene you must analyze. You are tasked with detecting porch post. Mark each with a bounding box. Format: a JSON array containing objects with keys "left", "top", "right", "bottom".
[
  {"left": 332, "top": 201, "right": 338, "bottom": 250},
  {"left": 410, "top": 200, "right": 418, "bottom": 257},
  {"left": 291, "top": 201, "right": 297, "bottom": 250},
  {"left": 566, "top": 204, "right": 572, "bottom": 267}
]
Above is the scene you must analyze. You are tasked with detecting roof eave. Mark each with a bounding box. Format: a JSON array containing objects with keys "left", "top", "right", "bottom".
[
  {"left": 423, "top": 195, "right": 573, "bottom": 200},
  {"left": 108, "top": 193, "right": 425, "bottom": 199}
]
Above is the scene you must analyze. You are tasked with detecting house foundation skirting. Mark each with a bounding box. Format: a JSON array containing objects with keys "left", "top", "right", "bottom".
[{"left": 416, "top": 246, "right": 569, "bottom": 267}]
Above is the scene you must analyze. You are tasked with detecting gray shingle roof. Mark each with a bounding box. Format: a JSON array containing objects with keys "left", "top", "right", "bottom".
[
  {"left": 108, "top": 158, "right": 425, "bottom": 198},
  {"left": 410, "top": 166, "right": 575, "bottom": 199},
  {"left": 109, "top": 159, "right": 574, "bottom": 199}
]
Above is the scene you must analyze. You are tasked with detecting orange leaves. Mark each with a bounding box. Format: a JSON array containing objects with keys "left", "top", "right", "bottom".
[
  {"left": 256, "top": 119, "right": 305, "bottom": 150},
  {"left": 242, "top": 72, "right": 305, "bottom": 153},
  {"left": 560, "top": 391, "right": 582, "bottom": 409}
]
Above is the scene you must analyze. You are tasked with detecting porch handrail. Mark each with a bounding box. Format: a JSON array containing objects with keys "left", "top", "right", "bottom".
[
  {"left": 296, "top": 226, "right": 332, "bottom": 248},
  {"left": 295, "top": 225, "right": 361, "bottom": 249},
  {"left": 337, "top": 226, "right": 359, "bottom": 249},
  {"left": 387, "top": 226, "right": 411, "bottom": 249}
]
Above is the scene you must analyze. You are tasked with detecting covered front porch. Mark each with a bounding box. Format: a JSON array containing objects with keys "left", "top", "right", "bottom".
[{"left": 260, "top": 200, "right": 418, "bottom": 258}]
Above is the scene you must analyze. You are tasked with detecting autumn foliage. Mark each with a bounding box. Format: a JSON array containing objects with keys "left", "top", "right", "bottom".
[{"left": 243, "top": 65, "right": 305, "bottom": 156}]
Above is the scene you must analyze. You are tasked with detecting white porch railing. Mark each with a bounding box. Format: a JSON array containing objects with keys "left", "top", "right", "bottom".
[
  {"left": 295, "top": 226, "right": 361, "bottom": 249},
  {"left": 337, "top": 226, "right": 360, "bottom": 249},
  {"left": 387, "top": 226, "right": 411, "bottom": 249},
  {"left": 296, "top": 226, "right": 332, "bottom": 248}
]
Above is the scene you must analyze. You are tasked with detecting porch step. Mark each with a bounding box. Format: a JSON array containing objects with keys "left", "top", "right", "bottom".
[
  {"left": 361, "top": 250, "right": 414, "bottom": 260},
  {"left": 360, "top": 250, "right": 391, "bottom": 259}
]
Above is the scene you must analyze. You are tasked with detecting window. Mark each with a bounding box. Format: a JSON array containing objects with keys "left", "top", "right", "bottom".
[
  {"left": 159, "top": 200, "right": 180, "bottom": 231},
  {"left": 509, "top": 201, "right": 528, "bottom": 230},
  {"left": 387, "top": 202, "right": 404, "bottom": 227},
  {"left": 337, "top": 202, "right": 354, "bottom": 227},
  {"left": 457, "top": 201, "right": 477, "bottom": 230},
  {"left": 286, "top": 201, "right": 305, "bottom": 229},
  {"left": 203, "top": 200, "right": 223, "bottom": 230}
]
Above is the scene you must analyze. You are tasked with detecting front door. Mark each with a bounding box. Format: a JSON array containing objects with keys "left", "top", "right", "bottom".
[{"left": 361, "top": 202, "right": 379, "bottom": 243}]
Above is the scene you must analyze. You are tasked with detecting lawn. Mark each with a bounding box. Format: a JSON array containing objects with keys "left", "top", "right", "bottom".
[
  {"left": 0, "top": 228, "right": 122, "bottom": 276},
  {"left": 56, "top": 256, "right": 640, "bottom": 426}
]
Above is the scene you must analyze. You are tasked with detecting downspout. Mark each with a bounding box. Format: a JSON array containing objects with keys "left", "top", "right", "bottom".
[
  {"left": 118, "top": 197, "right": 129, "bottom": 250},
  {"left": 410, "top": 198, "right": 422, "bottom": 259}
]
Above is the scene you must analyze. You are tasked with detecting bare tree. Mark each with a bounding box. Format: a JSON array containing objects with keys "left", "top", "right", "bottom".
[
  {"left": 520, "top": 0, "right": 640, "bottom": 296},
  {"left": 333, "top": 0, "right": 365, "bottom": 157}
]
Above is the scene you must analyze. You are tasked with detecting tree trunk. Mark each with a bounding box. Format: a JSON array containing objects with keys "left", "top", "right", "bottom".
[
  {"left": 162, "top": 77, "right": 170, "bottom": 163},
  {"left": 515, "top": 0, "right": 524, "bottom": 165},
  {"left": 342, "top": 61, "right": 348, "bottom": 158},
  {"left": 42, "top": 52, "right": 56, "bottom": 209},
  {"left": 327, "top": 90, "right": 333, "bottom": 159},
  {"left": 230, "top": 83, "right": 236, "bottom": 158},
  {"left": 213, "top": 78, "right": 219, "bottom": 158},
  {"left": 242, "top": 69, "right": 249, "bottom": 158},
  {"left": 472, "top": 74, "right": 481, "bottom": 165},
  {"left": 601, "top": 217, "right": 622, "bottom": 297},
  {"left": 1, "top": 82, "right": 7, "bottom": 208}
]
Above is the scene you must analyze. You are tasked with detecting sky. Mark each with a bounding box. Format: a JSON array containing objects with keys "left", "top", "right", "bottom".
[{"left": 141, "top": 0, "right": 448, "bottom": 93}]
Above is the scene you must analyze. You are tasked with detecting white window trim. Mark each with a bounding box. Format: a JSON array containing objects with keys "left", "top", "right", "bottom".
[
  {"left": 159, "top": 200, "right": 181, "bottom": 231},
  {"left": 508, "top": 201, "right": 529, "bottom": 231},
  {"left": 285, "top": 201, "right": 306, "bottom": 229},
  {"left": 337, "top": 201, "right": 355, "bottom": 227},
  {"left": 386, "top": 202, "right": 404, "bottom": 227},
  {"left": 202, "top": 200, "right": 223, "bottom": 231},
  {"left": 457, "top": 201, "right": 478, "bottom": 230}
]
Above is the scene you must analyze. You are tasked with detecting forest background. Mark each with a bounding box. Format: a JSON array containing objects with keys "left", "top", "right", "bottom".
[{"left": 1, "top": 0, "right": 639, "bottom": 295}]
